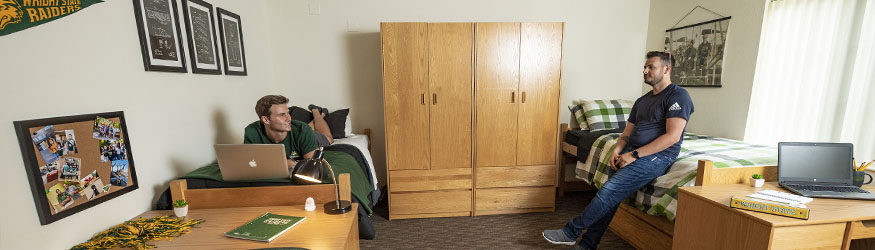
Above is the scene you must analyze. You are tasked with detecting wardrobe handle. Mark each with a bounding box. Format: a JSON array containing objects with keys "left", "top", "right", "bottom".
[
  {"left": 522, "top": 92, "right": 526, "bottom": 103},
  {"left": 421, "top": 93, "right": 425, "bottom": 105},
  {"left": 511, "top": 92, "right": 515, "bottom": 103},
  {"left": 433, "top": 93, "right": 437, "bottom": 105}
]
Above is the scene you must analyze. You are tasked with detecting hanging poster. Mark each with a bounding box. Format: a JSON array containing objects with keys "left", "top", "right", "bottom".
[
  {"left": 217, "top": 7, "right": 247, "bottom": 76},
  {"left": 665, "top": 16, "right": 731, "bottom": 87},
  {"left": 0, "top": 0, "right": 104, "bottom": 36},
  {"left": 132, "top": 0, "right": 187, "bottom": 72}
]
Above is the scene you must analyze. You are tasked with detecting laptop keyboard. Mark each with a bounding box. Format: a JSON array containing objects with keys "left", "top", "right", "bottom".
[{"left": 785, "top": 184, "right": 869, "bottom": 193}]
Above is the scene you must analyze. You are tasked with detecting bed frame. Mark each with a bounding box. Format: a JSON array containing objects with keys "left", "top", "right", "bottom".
[{"left": 557, "top": 123, "right": 778, "bottom": 250}]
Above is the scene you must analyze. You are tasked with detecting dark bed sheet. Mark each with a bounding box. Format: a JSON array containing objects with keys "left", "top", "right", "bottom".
[{"left": 564, "top": 128, "right": 624, "bottom": 163}]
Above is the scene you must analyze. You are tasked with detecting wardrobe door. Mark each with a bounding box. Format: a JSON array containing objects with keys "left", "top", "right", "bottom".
[
  {"left": 517, "top": 22, "right": 563, "bottom": 166},
  {"left": 429, "top": 23, "right": 474, "bottom": 169},
  {"left": 475, "top": 22, "right": 520, "bottom": 167},
  {"left": 382, "top": 23, "right": 430, "bottom": 170}
]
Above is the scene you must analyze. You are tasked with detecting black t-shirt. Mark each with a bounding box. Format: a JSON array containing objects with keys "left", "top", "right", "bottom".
[{"left": 627, "top": 83, "right": 694, "bottom": 157}]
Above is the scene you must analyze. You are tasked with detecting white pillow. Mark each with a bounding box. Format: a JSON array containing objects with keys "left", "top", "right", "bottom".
[{"left": 344, "top": 115, "right": 353, "bottom": 137}]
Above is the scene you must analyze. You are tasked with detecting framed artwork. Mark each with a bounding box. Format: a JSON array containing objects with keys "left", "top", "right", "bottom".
[
  {"left": 665, "top": 16, "right": 731, "bottom": 87},
  {"left": 14, "top": 111, "right": 139, "bottom": 225},
  {"left": 216, "top": 8, "right": 248, "bottom": 76},
  {"left": 182, "top": 0, "right": 221, "bottom": 74},
  {"left": 132, "top": 0, "right": 187, "bottom": 73}
]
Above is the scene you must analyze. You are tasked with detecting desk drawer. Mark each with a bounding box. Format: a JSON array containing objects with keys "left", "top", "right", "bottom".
[
  {"left": 771, "top": 223, "right": 845, "bottom": 250},
  {"left": 851, "top": 220, "right": 875, "bottom": 239},
  {"left": 390, "top": 190, "right": 472, "bottom": 215},
  {"left": 476, "top": 165, "right": 556, "bottom": 188},
  {"left": 475, "top": 186, "right": 555, "bottom": 211},
  {"left": 389, "top": 168, "right": 472, "bottom": 192}
]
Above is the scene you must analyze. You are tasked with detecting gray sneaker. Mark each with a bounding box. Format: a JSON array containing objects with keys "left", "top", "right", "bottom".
[{"left": 542, "top": 229, "right": 577, "bottom": 245}]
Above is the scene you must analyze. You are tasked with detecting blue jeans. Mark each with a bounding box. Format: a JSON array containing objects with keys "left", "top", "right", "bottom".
[{"left": 562, "top": 147, "right": 676, "bottom": 249}]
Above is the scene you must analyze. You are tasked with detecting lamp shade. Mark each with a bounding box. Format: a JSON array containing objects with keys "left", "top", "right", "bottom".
[
  {"left": 292, "top": 149, "right": 324, "bottom": 184},
  {"left": 290, "top": 148, "right": 351, "bottom": 214}
]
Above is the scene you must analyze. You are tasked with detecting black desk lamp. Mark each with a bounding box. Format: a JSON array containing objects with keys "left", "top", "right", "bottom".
[{"left": 291, "top": 147, "right": 352, "bottom": 214}]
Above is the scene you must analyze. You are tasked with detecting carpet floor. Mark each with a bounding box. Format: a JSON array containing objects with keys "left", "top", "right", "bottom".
[{"left": 360, "top": 191, "right": 636, "bottom": 250}]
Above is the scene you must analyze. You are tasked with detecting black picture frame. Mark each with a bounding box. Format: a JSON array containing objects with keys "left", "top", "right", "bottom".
[
  {"left": 14, "top": 111, "right": 139, "bottom": 225},
  {"left": 182, "top": 0, "right": 221, "bottom": 75},
  {"left": 216, "top": 8, "right": 248, "bottom": 76},
  {"left": 132, "top": 0, "right": 188, "bottom": 73}
]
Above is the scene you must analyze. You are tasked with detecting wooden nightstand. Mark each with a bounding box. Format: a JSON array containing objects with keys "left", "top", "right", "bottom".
[{"left": 673, "top": 182, "right": 875, "bottom": 250}]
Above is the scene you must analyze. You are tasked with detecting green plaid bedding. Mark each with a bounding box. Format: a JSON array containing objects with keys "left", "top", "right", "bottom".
[
  {"left": 574, "top": 133, "right": 777, "bottom": 221},
  {"left": 578, "top": 100, "right": 633, "bottom": 131}
]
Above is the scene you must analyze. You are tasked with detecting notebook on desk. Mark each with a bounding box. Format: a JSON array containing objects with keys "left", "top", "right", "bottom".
[{"left": 777, "top": 142, "right": 875, "bottom": 200}]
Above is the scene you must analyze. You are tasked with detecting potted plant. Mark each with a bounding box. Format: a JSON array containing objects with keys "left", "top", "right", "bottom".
[
  {"left": 750, "top": 174, "right": 765, "bottom": 187},
  {"left": 172, "top": 200, "right": 189, "bottom": 217}
]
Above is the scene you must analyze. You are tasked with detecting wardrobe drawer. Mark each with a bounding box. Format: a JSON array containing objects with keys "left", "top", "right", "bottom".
[
  {"left": 390, "top": 190, "right": 472, "bottom": 215},
  {"left": 475, "top": 186, "right": 555, "bottom": 211},
  {"left": 389, "top": 168, "right": 472, "bottom": 192},
  {"left": 476, "top": 165, "right": 556, "bottom": 188}
]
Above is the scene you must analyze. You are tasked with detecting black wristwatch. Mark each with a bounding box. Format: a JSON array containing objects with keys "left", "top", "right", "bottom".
[{"left": 631, "top": 150, "right": 640, "bottom": 159}]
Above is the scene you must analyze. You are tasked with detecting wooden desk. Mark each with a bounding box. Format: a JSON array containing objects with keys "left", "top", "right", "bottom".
[
  {"left": 129, "top": 205, "right": 359, "bottom": 250},
  {"left": 674, "top": 183, "right": 875, "bottom": 250}
]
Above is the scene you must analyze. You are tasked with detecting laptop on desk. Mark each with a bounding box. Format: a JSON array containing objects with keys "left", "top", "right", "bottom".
[
  {"left": 215, "top": 144, "right": 290, "bottom": 181},
  {"left": 778, "top": 142, "right": 875, "bottom": 200}
]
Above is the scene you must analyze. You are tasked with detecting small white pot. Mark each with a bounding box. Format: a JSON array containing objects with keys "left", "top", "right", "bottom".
[
  {"left": 751, "top": 178, "right": 765, "bottom": 187},
  {"left": 173, "top": 205, "right": 188, "bottom": 217}
]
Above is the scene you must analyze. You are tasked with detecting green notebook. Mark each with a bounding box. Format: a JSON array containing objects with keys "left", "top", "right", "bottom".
[{"left": 225, "top": 212, "right": 306, "bottom": 242}]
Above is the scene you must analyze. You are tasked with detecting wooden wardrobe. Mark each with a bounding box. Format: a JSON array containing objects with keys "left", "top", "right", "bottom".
[{"left": 382, "top": 22, "right": 563, "bottom": 220}]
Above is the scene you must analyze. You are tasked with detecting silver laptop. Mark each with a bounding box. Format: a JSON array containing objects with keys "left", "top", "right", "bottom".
[
  {"left": 778, "top": 142, "right": 875, "bottom": 200},
  {"left": 215, "top": 144, "right": 290, "bottom": 181}
]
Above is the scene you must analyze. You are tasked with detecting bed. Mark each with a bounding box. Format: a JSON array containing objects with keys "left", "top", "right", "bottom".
[
  {"left": 155, "top": 129, "right": 379, "bottom": 240},
  {"left": 558, "top": 123, "right": 779, "bottom": 250}
]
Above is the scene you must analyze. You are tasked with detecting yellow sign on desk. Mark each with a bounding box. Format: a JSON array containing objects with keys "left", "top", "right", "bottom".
[{"left": 730, "top": 196, "right": 810, "bottom": 220}]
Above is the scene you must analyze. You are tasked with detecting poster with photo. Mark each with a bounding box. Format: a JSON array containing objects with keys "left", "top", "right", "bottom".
[
  {"left": 93, "top": 117, "right": 121, "bottom": 140},
  {"left": 99, "top": 139, "right": 127, "bottom": 162},
  {"left": 31, "top": 125, "right": 60, "bottom": 164},
  {"left": 59, "top": 157, "right": 82, "bottom": 181},
  {"left": 14, "top": 111, "right": 138, "bottom": 225},
  {"left": 111, "top": 160, "right": 130, "bottom": 187},
  {"left": 665, "top": 17, "right": 731, "bottom": 87},
  {"left": 40, "top": 161, "right": 60, "bottom": 184}
]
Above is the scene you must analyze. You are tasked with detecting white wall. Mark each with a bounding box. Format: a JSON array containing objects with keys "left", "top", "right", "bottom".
[
  {"left": 265, "top": 0, "right": 652, "bottom": 186},
  {"left": 645, "top": 0, "right": 768, "bottom": 139},
  {"left": 0, "top": 1, "right": 276, "bottom": 249}
]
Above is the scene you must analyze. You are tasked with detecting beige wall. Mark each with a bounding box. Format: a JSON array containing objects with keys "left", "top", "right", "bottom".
[
  {"left": 0, "top": 1, "right": 276, "bottom": 249},
  {"left": 266, "top": 0, "right": 652, "bottom": 186},
  {"left": 645, "top": 0, "right": 767, "bottom": 139}
]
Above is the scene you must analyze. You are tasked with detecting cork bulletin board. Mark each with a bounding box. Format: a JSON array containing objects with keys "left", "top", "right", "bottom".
[{"left": 14, "top": 111, "right": 138, "bottom": 225}]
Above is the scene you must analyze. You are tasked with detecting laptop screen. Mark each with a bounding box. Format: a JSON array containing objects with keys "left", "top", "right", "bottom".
[{"left": 778, "top": 142, "right": 853, "bottom": 184}]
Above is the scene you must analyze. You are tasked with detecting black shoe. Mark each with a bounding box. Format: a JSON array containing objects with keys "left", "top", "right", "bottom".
[{"left": 308, "top": 104, "right": 329, "bottom": 115}]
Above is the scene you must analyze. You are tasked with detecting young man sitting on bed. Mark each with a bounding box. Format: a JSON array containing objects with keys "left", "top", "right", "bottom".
[
  {"left": 543, "top": 51, "right": 694, "bottom": 250},
  {"left": 243, "top": 95, "right": 331, "bottom": 168}
]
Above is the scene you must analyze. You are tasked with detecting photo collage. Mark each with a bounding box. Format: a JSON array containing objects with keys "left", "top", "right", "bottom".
[{"left": 32, "top": 116, "right": 129, "bottom": 214}]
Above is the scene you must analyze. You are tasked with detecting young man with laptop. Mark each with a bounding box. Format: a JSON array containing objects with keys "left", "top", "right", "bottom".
[{"left": 215, "top": 95, "right": 320, "bottom": 181}]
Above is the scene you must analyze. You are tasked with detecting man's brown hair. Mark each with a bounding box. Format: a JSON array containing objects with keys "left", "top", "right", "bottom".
[{"left": 255, "top": 95, "right": 289, "bottom": 118}]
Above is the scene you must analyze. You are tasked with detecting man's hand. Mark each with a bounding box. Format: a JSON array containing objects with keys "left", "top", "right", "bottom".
[
  {"left": 287, "top": 158, "right": 298, "bottom": 170},
  {"left": 612, "top": 152, "right": 637, "bottom": 171}
]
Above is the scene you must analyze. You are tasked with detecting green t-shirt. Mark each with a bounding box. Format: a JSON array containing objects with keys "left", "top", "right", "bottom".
[{"left": 243, "top": 120, "right": 318, "bottom": 160}]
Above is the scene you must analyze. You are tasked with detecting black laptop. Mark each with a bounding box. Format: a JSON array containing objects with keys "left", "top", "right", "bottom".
[{"left": 778, "top": 142, "right": 875, "bottom": 200}]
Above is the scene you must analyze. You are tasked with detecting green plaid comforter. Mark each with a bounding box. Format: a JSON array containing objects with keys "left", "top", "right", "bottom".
[{"left": 574, "top": 133, "right": 777, "bottom": 221}]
